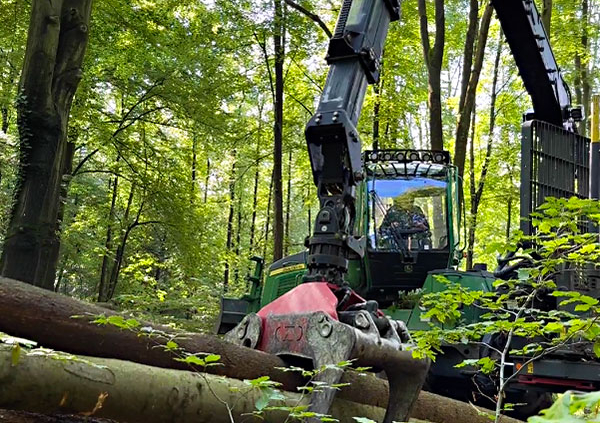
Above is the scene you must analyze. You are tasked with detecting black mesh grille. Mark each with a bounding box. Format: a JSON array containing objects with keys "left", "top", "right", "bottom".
[{"left": 521, "top": 121, "right": 590, "bottom": 234}]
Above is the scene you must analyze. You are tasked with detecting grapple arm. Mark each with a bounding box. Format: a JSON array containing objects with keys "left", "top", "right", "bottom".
[{"left": 305, "top": 0, "right": 400, "bottom": 284}]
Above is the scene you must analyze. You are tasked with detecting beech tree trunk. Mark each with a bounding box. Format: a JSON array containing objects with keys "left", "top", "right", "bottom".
[
  {"left": 284, "top": 149, "right": 292, "bottom": 256},
  {"left": 223, "top": 151, "right": 237, "bottom": 290},
  {"left": 454, "top": 3, "right": 493, "bottom": 178},
  {"left": 541, "top": 0, "right": 552, "bottom": 38},
  {"left": 98, "top": 174, "right": 119, "bottom": 301},
  {"left": 249, "top": 104, "right": 263, "bottom": 252},
  {"left": 264, "top": 168, "right": 274, "bottom": 259},
  {"left": 0, "top": 0, "right": 93, "bottom": 290},
  {"left": 418, "top": 0, "right": 445, "bottom": 150},
  {"left": 466, "top": 34, "right": 502, "bottom": 270},
  {"left": 272, "top": 0, "right": 285, "bottom": 262},
  {"left": 458, "top": 0, "right": 478, "bottom": 116},
  {"left": 1, "top": 107, "right": 8, "bottom": 134}
]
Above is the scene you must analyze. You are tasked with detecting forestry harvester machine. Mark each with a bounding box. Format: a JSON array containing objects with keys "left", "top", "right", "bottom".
[{"left": 217, "top": 0, "right": 600, "bottom": 420}]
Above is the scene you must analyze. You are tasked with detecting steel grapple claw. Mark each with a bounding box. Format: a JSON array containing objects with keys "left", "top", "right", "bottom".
[{"left": 226, "top": 309, "right": 429, "bottom": 423}]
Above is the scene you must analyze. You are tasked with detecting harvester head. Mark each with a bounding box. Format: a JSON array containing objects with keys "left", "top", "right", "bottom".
[{"left": 225, "top": 282, "right": 429, "bottom": 423}]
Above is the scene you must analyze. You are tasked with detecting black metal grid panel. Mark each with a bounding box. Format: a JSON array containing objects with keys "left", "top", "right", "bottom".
[{"left": 521, "top": 120, "right": 590, "bottom": 234}]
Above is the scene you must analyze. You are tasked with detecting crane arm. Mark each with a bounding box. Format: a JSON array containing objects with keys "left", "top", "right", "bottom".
[
  {"left": 304, "top": 0, "right": 400, "bottom": 284},
  {"left": 491, "top": 0, "right": 581, "bottom": 130}
]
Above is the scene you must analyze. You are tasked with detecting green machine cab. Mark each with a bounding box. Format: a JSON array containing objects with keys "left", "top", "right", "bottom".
[{"left": 218, "top": 149, "right": 485, "bottom": 329}]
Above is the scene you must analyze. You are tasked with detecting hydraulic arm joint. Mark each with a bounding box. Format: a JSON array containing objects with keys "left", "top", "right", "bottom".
[{"left": 304, "top": 0, "right": 400, "bottom": 284}]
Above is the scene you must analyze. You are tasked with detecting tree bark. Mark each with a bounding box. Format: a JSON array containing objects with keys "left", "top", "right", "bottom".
[
  {"left": 0, "top": 409, "right": 114, "bottom": 423},
  {"left": 0, "top": 0, "right": 93, "bottom": 289},
  {"left": 0, "top": 278, "right": 523, "bottom": 423},
  {"left": 284, "top": 149, "right": 292, "bottom": 256},
  {"left": 0, "top": 346, "right": 391, "bottom": 423},
  {"left": 272, "top": 0, "right": 285, "bottom": 262},
  {"left": 204, "top": 157, "right": 210, "bottom": 203},
  {"left": 264, "top": 168, "right": 275, "bottom": 259},
  {"left": 466, "top": 34, "right": 502, "bottom": 270},
  {"left": 0, "top": 107, "right": 7, "bottom": 134},
  {"left": 223, "top": 152, "right": 237, "bottom": 291},
  {"left": 249, "top": 104, "right": 263, "bottom": 252},
  {"left": 191, "top": 135, "right": 197, "bottom": 201},
  {"left": 105, "top": 184, "right": 136, "bottom": 300},
  {"left": 453, "top": 3, "right": 493, "bottom": 178},
  {"left": 235, "top": 191, "right": 242, "bottom": 283},
  {"left": 541, "top": 0, "right": 552, "bottom": 38},
  {"left": 458, "top": 0, "right": 478, "bottom": 113},
  {"left": 98, "top": 174, "right": 119, "bottom": 302},
  {"left": 581, "top": 0, "right": 590, "bottom": 137},
  {"left": 418, "top": 0, "right": 445, "bottom": 150}
]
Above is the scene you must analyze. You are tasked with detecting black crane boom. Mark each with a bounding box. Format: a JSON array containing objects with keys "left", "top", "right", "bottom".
[
  {"left": 304, "top": 0, "right": 400, "bottom": 284},
  {"left": 491, "top": 0, "right": 581, "bottom": 130}
]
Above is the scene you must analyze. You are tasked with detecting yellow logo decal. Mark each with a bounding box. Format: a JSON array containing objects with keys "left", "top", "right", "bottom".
[{"left": 269, "top": 263, "right": 306, "bottom": 277}]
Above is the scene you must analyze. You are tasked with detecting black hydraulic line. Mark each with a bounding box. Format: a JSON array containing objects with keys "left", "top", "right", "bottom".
[{"left": 491, "top": 0, "right": 575, "bottom": 129}]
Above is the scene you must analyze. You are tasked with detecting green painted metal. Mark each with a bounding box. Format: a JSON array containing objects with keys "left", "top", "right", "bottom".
[{"left": 404, "top": 270, "right": 496, "bottom": 331}]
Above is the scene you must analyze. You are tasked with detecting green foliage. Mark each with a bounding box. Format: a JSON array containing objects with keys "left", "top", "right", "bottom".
[
  {"left": 529, "top": 392, "right": 600, "bottom": 423},
  {"left": 413, "top": 197, "right": 600, "bottom": 421}
]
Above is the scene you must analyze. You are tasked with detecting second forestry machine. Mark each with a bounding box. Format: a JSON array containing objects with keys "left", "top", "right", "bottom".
[{"left": 218, "top": 0, "right": 600, "bottom": 419}]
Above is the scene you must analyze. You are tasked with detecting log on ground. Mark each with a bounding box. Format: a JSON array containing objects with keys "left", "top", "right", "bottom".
[
  {"left": 0, "top": 277, "right": 523, "bottom": 423},
  {"left": 0, "top": 409, "right": 116, "bottom": 423},
  {"left": 0, "top": 346, "right": 386, "bottom": 423}
]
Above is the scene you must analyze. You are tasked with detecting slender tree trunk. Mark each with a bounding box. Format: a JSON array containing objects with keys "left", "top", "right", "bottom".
[
  {"left": 105, "top": 185, "right": 136, "bottom": 301},
  {"left": 0, "top": 0, "right": 93, "bottom": 289},
  {"left": 418, "top": 0, "right": 445, "bottom": 150},
  {"left": 466, "top": 104, "right": 477, "bottom": 271},
  {"left": 506, "top": 197, "right": 512, "bottom": 241},
  {"left": 454, "top": 3, "right": 493, "bottom": 177},
  {"left": 284, "top": 149, "right": 292, "bottom": 256},
  {"left": 581, "top": 0, "right": 590, "bottom": 137},
  {"left": 191, "top": 135, "right": 197, "bottom": 201},
  {"left": 204, "top": 157, "right": 210, "bottom": 204},
  {"left": 264, "top": 168, "right": 274, "bottom": 259},
  {"left": 98, "top": 171, "right": 119, "bottom": 302},
  {"left": 46, "top": 139, "right": 76, "bottom": 290},
  {"left": 249, "top": 104, "right": 263, "bottom": 251},
  {"left": 459, "top": 0, "right": 478, "bottom": 113},
  {"left": 373, "top": 79, "right": 381, "bottom": 150},
  {"left": 1, "top": 107, "right": 7, "bottom": 134},
  {"left": 234, "top": 191, "right": 242, "bottom": 283},
  {"left": 466, "top": 34, "right": 502, "bottom": 270},
  {"left": 249, "top": 162, "right": 260, "bottom": 252},
  {"left": 542, "top": 0, "right": 552, "bottom": 38},
  {"left": 223, "top": 152, "right": 237, "bottom": 291},
  {"left": 272, "top": 0, "right": 285, "bottom": 262}
]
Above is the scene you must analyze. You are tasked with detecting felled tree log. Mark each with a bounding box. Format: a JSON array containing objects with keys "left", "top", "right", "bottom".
[
  {"left": 0, "top": 409, "right": 116, "bottom": 423},
  {"left": 0, "top": 346, "right": 387, "bottom": 423},
  {"left": 0, "top": 278, "right": 522, "bottom": 423}
]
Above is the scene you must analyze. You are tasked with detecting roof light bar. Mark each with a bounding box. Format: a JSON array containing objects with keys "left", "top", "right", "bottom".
[{"left": 364, "top": 149, "right": 451, "bottom": 165}]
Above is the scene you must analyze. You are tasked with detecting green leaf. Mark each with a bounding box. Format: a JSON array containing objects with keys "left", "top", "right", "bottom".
[
  {"left": 593, "top": 341, "right": 600, "bottom": 358},
  {"left": 353, "top": 418, "right": 377, "bottom": 423},
  {"left": 204, "top": 354, "right": 221, "bottom": 363},
  {"left": 11, "top": 344, "right": 20, "bottom": 366},
  {"left": 165, "top": 340, "right": 178, "bottom": 351},
  {"left": 175, "top": 355, "right": 205, "bottom": 366}
]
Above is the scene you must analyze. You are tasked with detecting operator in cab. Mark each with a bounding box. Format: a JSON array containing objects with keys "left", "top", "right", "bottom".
[{"left": 380, "top": 194, "right": 431, "bottom": 250}]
